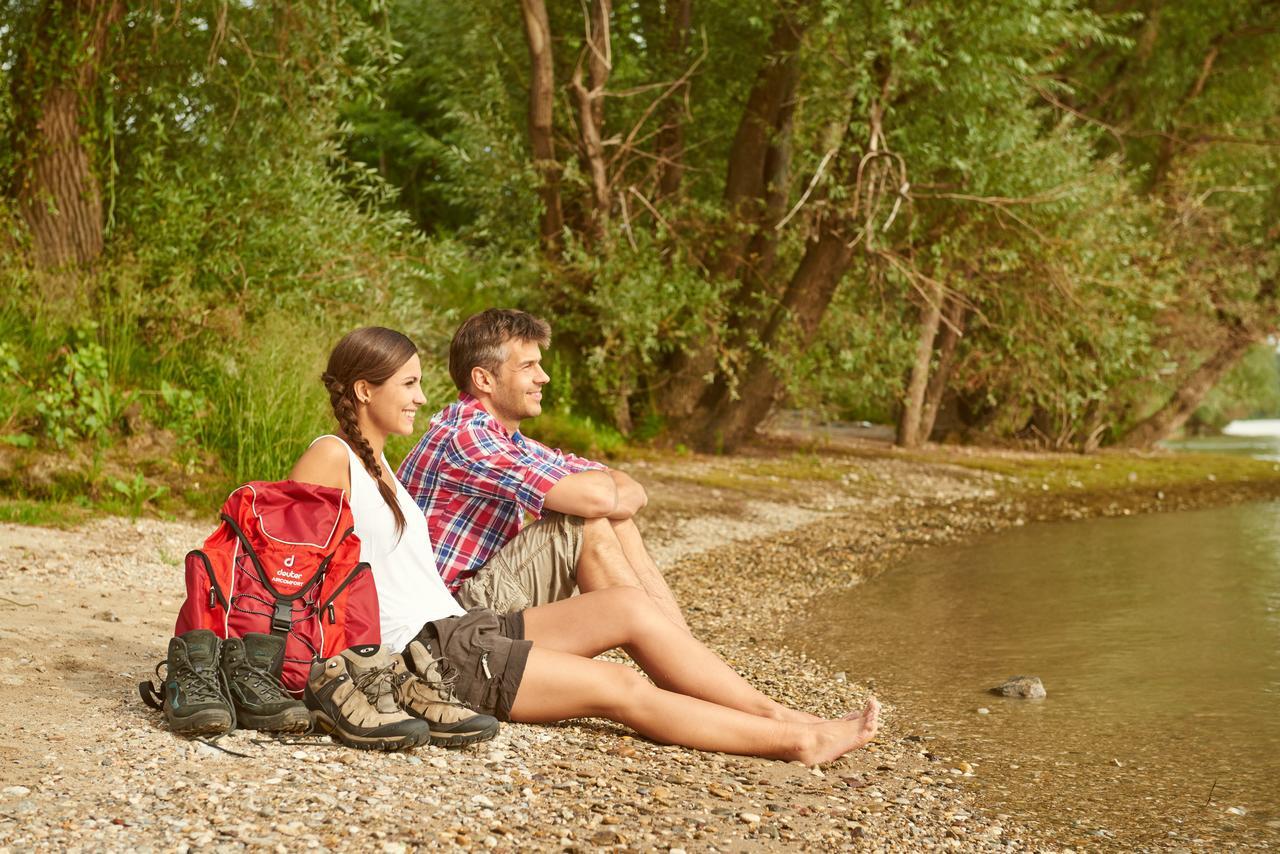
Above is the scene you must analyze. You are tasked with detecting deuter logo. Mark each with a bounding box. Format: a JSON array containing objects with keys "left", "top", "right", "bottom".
[{"left": 273, "top": 555, "right": 303, "bottom": 585}]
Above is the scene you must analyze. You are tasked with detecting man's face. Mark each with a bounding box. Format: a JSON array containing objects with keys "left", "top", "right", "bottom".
[{"left": 484, "top": 338, "right": 549, "bottom": 428}]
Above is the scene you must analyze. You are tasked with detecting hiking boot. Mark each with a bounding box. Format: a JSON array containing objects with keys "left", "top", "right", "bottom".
[
  {"left": 393, "top": 641, "right": 500, "bottom": 747},
  {"left": 162, "top": 629, "right": 233, "bottom": 736},
  {"left": 304, "top": 645, "right": 431, "bottom": 751},
  {"left": 219, "top": 634, "right": 312, "bottom": 734}
]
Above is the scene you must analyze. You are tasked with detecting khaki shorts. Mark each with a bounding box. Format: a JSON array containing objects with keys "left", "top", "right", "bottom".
[
  {"left": 419, "top": 609, "right": 532, "bottom": 721},
  {"left": 455, "top": 512, "right": 585, "bottom": 613}
]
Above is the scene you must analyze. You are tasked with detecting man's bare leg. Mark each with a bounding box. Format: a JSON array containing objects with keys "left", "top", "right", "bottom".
[
  {"left": 575, "top": 517, "right": 689, "bottom": 631},
  {"left": 609, "top": 517, "right": 687, "bottom": 632}
]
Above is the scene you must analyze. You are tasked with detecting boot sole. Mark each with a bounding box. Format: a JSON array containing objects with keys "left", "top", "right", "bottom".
[
  {"left": 429, "top": 719, "right": 500, "bottom": 748},
  {"left": 311, "top": 710, "right": 429, "bottom": 751},
  {"left": 167, "top": 708, "right": 233, "bottom": 736},
  {"left": 238, "top": 707, "right": 313, "bottom": 734}
]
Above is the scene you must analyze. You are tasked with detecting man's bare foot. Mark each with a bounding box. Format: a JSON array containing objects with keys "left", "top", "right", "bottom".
[{"left": 795, "top": 697, "right": 881, "bottom": 766}]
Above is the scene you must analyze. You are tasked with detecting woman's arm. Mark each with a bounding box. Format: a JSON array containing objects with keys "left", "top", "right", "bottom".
[{"left": 289, "top": 436, "right": 351, "bottom": 495}]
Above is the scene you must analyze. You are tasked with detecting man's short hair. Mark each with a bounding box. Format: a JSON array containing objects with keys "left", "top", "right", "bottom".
[{"left": 449, "top": 308, "right": 552, "bottom": 393}]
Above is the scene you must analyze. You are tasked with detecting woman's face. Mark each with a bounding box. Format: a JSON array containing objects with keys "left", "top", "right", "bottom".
[{"left": 361, "top": 353, "right": 427, "bottom": 438}]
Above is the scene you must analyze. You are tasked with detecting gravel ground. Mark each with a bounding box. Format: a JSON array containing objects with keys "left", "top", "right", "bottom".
[{"left": 2, "top": 441, "right": 1276, "bottom": 853}]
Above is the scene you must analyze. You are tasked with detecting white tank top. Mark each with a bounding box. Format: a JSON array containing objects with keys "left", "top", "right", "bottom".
[{"left": 310, "top": 435, "right": 464, "bottom": 652}]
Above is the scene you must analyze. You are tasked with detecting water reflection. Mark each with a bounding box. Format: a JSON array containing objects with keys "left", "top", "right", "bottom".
[
  {"left": 1165, "top": 418, "right": 1280, "bottom": 460},
  {"left": 798, "top": 503, "right": 1280, "bottom": 846}
]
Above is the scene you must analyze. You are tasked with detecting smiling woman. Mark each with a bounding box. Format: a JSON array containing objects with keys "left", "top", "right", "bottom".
[{"left": 285, "top": 326, "right": 881, "bottom": 760}]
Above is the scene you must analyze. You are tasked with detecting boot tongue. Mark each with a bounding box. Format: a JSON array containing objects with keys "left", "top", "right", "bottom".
[
  {"left": 406, "top": 641, "right": 442, "bottom": 682},
  {"left": 340, "top": 645, "right": 398, "bottom": 713},
  {"left": 184, "top": 630, "right": 220, "bottom": 672},
  {"left": 242, "top": 633, "right": 286, "bottom": 676},
  {"left": 341, "top": 644, "right": 393, "bottom": 673}
]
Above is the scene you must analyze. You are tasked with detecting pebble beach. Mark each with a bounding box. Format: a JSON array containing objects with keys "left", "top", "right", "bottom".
[{"left": 2, "top": 436, "right": 1278, "bottom": 852}]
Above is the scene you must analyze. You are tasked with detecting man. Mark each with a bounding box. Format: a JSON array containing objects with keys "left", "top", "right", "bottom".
[{"left": 397, "top": 309, "right": 688, "bottom": 630}]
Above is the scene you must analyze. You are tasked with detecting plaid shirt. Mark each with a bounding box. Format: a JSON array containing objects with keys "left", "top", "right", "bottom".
[{"left": 397, "top": 393, "right": 605, "bottom": 592}]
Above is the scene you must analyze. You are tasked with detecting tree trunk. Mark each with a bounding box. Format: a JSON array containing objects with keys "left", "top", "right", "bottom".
[
  {"left": 518, "top": 0, "right": 565, "bottom": 252},
  {"left": 9, "top": 0, "right": 122, "bottom": 269},
  {"left": 570, "top": 0, "right": 613, "bottom": 242},
  {"left": 654, "top": 0, "right": 691, "bottom": 200},
  {"left": 920, "top": 295, "right": 967, "bottom": 441},
  {"left": 684, "top": 230, "right": 855, "bottom": 452},
  {"left": 1118, "top": 331, "right": 1259, "bottom": 448},
  {"left": 896, "top": 279, "right": 944, "bottom": 448},
  {"left": 657, "top": 7, "right": 809, "bottom": 422}
]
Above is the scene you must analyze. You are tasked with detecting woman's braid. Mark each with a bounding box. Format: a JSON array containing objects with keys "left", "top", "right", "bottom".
[{"left": 321, "top": 370, "right": 406, "bottom": 535}]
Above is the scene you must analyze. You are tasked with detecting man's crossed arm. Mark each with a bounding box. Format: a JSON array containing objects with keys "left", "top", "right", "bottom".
[{"left": 543, "top": 469, "right": 647, "bottom": 520}]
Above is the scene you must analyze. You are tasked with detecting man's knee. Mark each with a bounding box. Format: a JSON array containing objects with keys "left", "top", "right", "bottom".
[{"left": 579, "top": 516, "right": 625, "bottom": 561}]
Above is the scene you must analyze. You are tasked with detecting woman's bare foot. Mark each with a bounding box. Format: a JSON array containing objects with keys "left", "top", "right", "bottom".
[{"left": 794, "top": 697, "right": 881, "bottom": 766}]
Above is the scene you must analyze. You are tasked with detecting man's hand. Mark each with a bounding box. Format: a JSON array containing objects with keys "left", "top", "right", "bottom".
[
  {"left": 607, "top": 470, "right": 647, "bottom": 520},
  {"left": 543, "top": 468, "right": 648, "bottom": 519}
]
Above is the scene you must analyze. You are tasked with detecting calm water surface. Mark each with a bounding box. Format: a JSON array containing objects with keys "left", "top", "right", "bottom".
[{"left": 795, "top": 503, "right": 1280, "bottom": 847}]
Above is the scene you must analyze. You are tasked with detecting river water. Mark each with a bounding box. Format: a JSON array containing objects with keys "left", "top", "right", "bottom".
[{"left": 794, "top": 499, "right": 1280, "bottom": 847}]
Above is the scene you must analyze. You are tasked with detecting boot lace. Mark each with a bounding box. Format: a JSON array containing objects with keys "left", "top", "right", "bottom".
[
  {"left": 397, "top": 653, "right": 461, "bottom": 703},
  {"left": 352, "top": 665, "right": 398, "bottom": 709},
  {"left": 160, "top": 658, "right": 225, "bottom": 706},
  {"left": 229, "top": 659, "right": 291, "bottom": 702}
]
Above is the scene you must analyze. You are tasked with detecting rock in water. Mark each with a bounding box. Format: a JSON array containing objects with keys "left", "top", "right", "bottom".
[{"left": 991, "top": 676, "right": 1046, "bottom": 699}]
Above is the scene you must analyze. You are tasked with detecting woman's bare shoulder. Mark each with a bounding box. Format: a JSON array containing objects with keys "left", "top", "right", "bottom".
[{"left": 289, "top": 436, "right": 350, "bottom": 493}]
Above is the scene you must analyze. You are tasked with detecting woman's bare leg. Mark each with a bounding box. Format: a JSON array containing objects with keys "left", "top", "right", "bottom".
[
  {"left": 509, "top": 647, "right": 879, "bottom": 764},
  {"left": 522, "top": 588, "right": 825, "bottom": 723}
]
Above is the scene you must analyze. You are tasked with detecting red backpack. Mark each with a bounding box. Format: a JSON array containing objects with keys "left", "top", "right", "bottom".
[{"left": 174, "top": 480, "right": 380, "bottom": 695}]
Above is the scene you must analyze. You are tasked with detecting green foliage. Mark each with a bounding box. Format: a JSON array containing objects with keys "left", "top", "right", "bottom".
[
  {"left": 33, "top": 326, "right": 121, "bottom": 448},
  {"left": 0, "top": 0, "right": 1275, "bottom": 517},
  {"left": 109, "top": 472, "right": 168, "bottom": 521},
  {"left": 523, "top": 410, "right": 626, "bottom": 462},
  {"left": 1194, "top": 345, "right": 1280, "bottom": 429}
]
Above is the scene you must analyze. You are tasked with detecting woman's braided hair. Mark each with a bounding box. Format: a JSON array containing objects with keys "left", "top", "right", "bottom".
[{"left": 322, "top": 327, "right": 417, "bottom": 537}]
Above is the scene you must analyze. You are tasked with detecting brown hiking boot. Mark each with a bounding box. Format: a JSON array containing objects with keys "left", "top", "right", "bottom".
[
  {"left": 304, "top": 645, "right": 431, "bottom": 751},
  {"left": 392, "top": 641, "right": 499, "bottom": 747}
]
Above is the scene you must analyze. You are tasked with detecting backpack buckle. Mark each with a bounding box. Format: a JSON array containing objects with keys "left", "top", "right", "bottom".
[{"left": 271, "top": 600, "right": 293, "bottom": 634}]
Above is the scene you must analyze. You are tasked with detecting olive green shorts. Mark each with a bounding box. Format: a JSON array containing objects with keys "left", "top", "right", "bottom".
[
  {"left": 420, "top": 609, "right": 531, "bottom": 721},
  {"left": 454, "top": 512, "right": 585, "bottom": 613}
]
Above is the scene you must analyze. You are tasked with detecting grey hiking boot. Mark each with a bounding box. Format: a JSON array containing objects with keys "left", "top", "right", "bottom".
[
  {"left": 394, "top": 640, "right": 499, "bottom": 747},
  {"left": 304, "top": 645, "right": 431, "bottom": 751},
  {"left": 219, "top": 634, "right": 311, "bottom": 734},
  {"left": 162, "top": 629, "right": 233, "bottom": 736}
]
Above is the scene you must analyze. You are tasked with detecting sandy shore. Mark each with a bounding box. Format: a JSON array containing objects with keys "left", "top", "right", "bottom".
[{"left": 2, "top": 436, "right": 1277, "bottom": 852}]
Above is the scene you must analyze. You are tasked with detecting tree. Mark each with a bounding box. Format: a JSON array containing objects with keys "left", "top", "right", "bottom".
[
  {"left": 1068, "top": 0, "right": 1280, "bottom": 447},
  {"left": 6, "top": 0, "right": 122, "bottom": 269}
]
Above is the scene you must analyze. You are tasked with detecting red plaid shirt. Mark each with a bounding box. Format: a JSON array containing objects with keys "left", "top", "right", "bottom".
[{"left": 396, "top": 394, "right": 605, "bottom": 592}]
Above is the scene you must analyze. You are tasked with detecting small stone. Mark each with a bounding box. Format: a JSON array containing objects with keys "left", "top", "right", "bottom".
[
  {"left": 990, "top": 676, "right": 1046, "bottom": 699},
  {"left": 976, "top": 708, "right": 990, "bottom": 715},
  {"left": 1226, "top": 806, "right": 1246, "bottom": 816},
  {"left": 810, "top": 767, "right": 825, "bottom": 778},
  {"left": 739, "top": 812, "right": 761, "bottom": 824},
  {"left": 590, "top": 830, "right": 623, "bottom": 845},
  {"left": 2, "top": 786, "right": 31, "bottom": 797},
  {"left": 471, "top": 795, "right": 495, "bottom": 809},
  {"left": 93, "top": 610, "right": 120, "bottom": 622}
]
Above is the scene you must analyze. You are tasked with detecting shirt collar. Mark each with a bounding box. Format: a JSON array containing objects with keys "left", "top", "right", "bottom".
[{"left": 456, "top": 392, "right": 524, "bottom": 443}]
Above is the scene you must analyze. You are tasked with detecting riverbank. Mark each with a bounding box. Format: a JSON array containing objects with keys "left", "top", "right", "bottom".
[{"left": 2, "top": 436, "right": 1277, "bottom": 851}]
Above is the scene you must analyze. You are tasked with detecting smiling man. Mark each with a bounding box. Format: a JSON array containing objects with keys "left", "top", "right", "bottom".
[{"left": 397, "top": 309, "right": 688, "bottom": 630}]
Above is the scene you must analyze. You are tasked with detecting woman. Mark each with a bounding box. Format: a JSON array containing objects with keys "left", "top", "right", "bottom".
[{"left": 290, "top": 327, "right": 879, "bottom": 763}]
